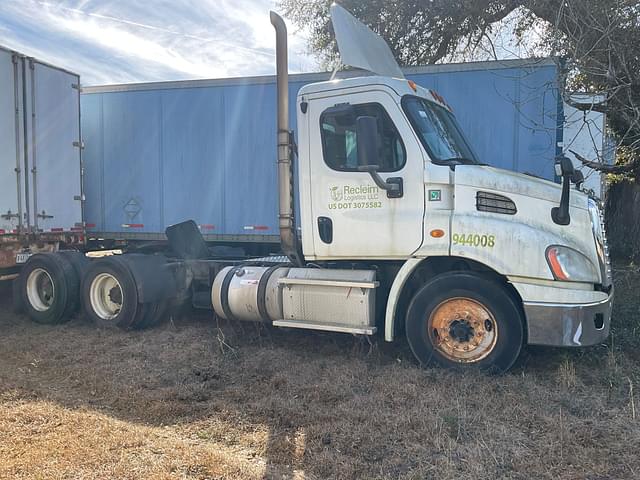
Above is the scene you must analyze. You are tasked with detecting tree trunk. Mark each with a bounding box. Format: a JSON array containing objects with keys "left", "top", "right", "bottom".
[{"left": 605, "top": 180, "right": 640, "bottom": 262}]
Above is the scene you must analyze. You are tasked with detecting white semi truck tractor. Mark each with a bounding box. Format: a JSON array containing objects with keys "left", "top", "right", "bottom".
[{"left": 15, "top": 5, "right": 613, "bottom": 372}]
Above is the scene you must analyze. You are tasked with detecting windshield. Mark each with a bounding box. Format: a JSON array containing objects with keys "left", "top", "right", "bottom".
[{"left": 402, "top": 95, "right": 478, "bottom": 165}]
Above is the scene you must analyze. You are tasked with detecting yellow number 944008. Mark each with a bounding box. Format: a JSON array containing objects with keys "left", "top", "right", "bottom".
[{"left": 452, "top": 233, "right": 495, "bottom": 248}]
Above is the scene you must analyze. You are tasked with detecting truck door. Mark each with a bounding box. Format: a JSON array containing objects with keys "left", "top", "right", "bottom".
[{"left": 306, "top": 90, "right": 425, "bottom": 259}]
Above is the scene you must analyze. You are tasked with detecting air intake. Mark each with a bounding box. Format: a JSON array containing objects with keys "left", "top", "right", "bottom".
[{"left": 476, "top": 191, "right": 517, "bottom": 215}]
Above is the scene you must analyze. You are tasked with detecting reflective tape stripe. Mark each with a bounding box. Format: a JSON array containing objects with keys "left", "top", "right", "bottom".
[{"left": 244, "top": 225, "right": 269, "bottom": 231}]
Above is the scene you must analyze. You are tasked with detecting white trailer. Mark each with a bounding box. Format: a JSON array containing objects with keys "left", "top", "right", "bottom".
[{"left": 0, "top": 45, "right": 83, "bottom": 277}]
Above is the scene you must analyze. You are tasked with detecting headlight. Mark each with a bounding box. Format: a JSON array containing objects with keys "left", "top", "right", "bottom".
[{"left": 546, "top": 245, "right": 599, "bottom": 282}]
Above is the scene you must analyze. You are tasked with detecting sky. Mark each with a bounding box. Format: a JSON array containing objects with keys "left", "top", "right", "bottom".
[{"left": 0, "top": 0, "right": 318, "bottom": 86}]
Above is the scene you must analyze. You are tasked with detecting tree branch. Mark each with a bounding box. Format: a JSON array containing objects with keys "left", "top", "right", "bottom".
[{"left": 570, "top": 149, "right": 637, "bottom": 174}]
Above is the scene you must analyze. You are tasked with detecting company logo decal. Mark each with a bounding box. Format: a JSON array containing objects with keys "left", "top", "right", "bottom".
[
  {"left": 328, "top": 184, "right": 382, "bottom": 210},
  {"left": 329, "top": 186, "right": 343, "bottom": 202}
]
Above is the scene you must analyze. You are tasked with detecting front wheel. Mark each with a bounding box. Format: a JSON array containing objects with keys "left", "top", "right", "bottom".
[{"left": 405, "top": 272, "right": 524, "bottom": 373}]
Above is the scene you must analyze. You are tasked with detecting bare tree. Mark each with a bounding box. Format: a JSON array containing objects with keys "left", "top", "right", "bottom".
[{"left": 280, "top": 0, "right": 640, "bottom": 176}]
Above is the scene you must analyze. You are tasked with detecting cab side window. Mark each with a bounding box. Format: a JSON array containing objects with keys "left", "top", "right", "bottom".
[{"left": 320, "top": 103, "right": 405, "bottom": 172}]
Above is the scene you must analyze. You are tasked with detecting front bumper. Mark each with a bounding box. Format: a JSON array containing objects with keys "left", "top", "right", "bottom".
[{"left": 523, "top": 289, "right": 613, "bottom": 347}]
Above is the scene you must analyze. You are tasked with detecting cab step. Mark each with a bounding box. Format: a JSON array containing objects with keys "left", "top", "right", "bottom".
[{"left": 272, "top": 319, "right": 376, "bottom": 335}]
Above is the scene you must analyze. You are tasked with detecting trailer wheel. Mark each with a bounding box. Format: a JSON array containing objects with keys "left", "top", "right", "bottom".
[
  {"left": 19, "top": 253, "right": 80, "bottom": 324},
  {"left": 405, "top": 272, "right": 523, "bottom": 373}
]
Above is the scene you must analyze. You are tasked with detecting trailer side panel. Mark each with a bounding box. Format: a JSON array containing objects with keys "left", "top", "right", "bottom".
[{"left": 81, "top": 59, "right": 561, "bottom": 242}]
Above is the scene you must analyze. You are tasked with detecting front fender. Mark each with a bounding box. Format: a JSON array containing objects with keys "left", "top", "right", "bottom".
[
  {"left": 449, "top": 209, "right": 598, "bottom": 281},
  {"left": 384, "top": 258, "right": 421, "bottom": 341}
]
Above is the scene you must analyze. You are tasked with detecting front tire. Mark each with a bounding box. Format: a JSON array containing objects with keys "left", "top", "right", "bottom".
[{"left": 405, "top": 272, "right": 524, "bottom": 373}]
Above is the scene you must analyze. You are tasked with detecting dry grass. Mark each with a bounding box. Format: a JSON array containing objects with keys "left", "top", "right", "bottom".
[{"left": 1, "top": 263, "right": 639, "bottom": 479}]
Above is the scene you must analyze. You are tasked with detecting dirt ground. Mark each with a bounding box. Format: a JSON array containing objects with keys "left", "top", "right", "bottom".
[{"left": 1, "top": 264, "right": 639, "bottom": 480}]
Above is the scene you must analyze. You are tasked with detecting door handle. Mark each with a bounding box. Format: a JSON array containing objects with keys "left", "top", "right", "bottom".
[{"left": 317, "top": 216, "right": 333, "bottom": 244}]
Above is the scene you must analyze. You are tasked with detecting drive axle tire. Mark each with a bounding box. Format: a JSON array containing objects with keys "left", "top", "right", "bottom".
[
  {"left": 19, "top": 253, "right": 81, "bottom": 324},
  {"left": 81, "top": 256, "right": 164, "bottom": 330},
  {"left": 81, "top": 257, "right": 140, "bottom": 329},
  {"left": 12, "top": 278, "right": 24, "bottom": 314},
  {"left": 135, "top": 300, "right": 168, "bottom": 329},
  {"left": 405, "top": 272, "right": 524, "bottom": 373}
]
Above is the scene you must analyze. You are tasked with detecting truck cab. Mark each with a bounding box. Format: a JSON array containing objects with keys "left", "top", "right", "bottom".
[{"left": 296, "top": 70, "right": 612, "bottom": 359}]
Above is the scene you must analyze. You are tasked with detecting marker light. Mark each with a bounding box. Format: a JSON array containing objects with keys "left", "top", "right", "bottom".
[
  {"left": 408, "top": 80, "right": 418, "bottom": 92},
  {"left": 429, "top": 89, "right": 453, "bottom": 111},
  {"left": 546, "top": 245, "right": 599, "bottom": 282},
  {"left": 430, "top": 229, "right": 445, "bottom": 238}
]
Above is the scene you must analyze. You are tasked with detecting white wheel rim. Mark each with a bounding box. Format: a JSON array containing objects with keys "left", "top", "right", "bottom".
[
  {"left": 26, "top": 268, "right": 55, "bottom": 312},
  {"left": 90, "top": 273, "right": 123, "bottom": 320}
]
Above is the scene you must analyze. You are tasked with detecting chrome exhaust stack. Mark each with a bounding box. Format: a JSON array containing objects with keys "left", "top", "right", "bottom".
[{"left": 270, "top": 11, "right": 302, "bottom": 266}]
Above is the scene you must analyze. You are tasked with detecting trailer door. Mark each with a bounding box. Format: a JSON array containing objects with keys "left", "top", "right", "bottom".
[
  {"left": 0, "top": 49, "right": 25, "bottom": 234},
  {"left": 28, "top": 60, "right": 82, "bottom": 233}
]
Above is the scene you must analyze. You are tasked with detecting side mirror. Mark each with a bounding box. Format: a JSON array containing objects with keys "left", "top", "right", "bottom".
[
  {"left": 554, "top": 155, "right": 575, "bottom": 178},
  {"left": 572, "top": 169, "right": 585, "bottom": 190},
  {"left": 551, "top": 155, "right": 575, "bottom": 225},
  {"left": 355, "top": 116, "right": 403, "bottom": 198},
  {"left": 356, "top": 116, "right": 380, "bottom": 168}
]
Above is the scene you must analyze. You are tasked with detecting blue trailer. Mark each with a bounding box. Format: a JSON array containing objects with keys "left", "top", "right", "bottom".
[{"left": 80, "top": 58, "right": 562, "bottom": 245}]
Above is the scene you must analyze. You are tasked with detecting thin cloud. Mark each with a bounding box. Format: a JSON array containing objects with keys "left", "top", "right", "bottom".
[{"left": 0, "top": 0, "right": 317, "bottom": 85}]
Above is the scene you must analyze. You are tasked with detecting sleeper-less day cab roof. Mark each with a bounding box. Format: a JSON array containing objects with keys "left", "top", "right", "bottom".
[{"left": 298, "top": 76, "right": 451, "bottom": 110}]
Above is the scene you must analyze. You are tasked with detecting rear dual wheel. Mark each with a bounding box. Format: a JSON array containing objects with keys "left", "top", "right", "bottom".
[
  {"left": 18, "top": 252, "right": 86, "bottom": 325},
  {"left": 406, "top": 272, "right": 524, "bottom": 373},
  {"left": 81, "top": 258, "right": 165, "bottom": 330}
]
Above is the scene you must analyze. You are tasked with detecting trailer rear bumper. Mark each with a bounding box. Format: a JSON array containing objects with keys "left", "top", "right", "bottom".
[{"left": 523, "top": 290, "right": 613, "bottom": 347}]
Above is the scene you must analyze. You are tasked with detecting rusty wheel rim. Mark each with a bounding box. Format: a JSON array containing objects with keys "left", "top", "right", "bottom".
[{"left": 428, "top": 297, "right": 498, "bottom": 363}]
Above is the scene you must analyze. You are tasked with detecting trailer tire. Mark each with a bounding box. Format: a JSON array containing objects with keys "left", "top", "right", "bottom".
[
  {"left": 81, "top": 257, "right": 143, "bottom": 330},
  {"left": 405, "top": 272, "right": 523, "bottom": 373},
  {"left": 19, "top": 253, "right": 80, "bottom": 324}
]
